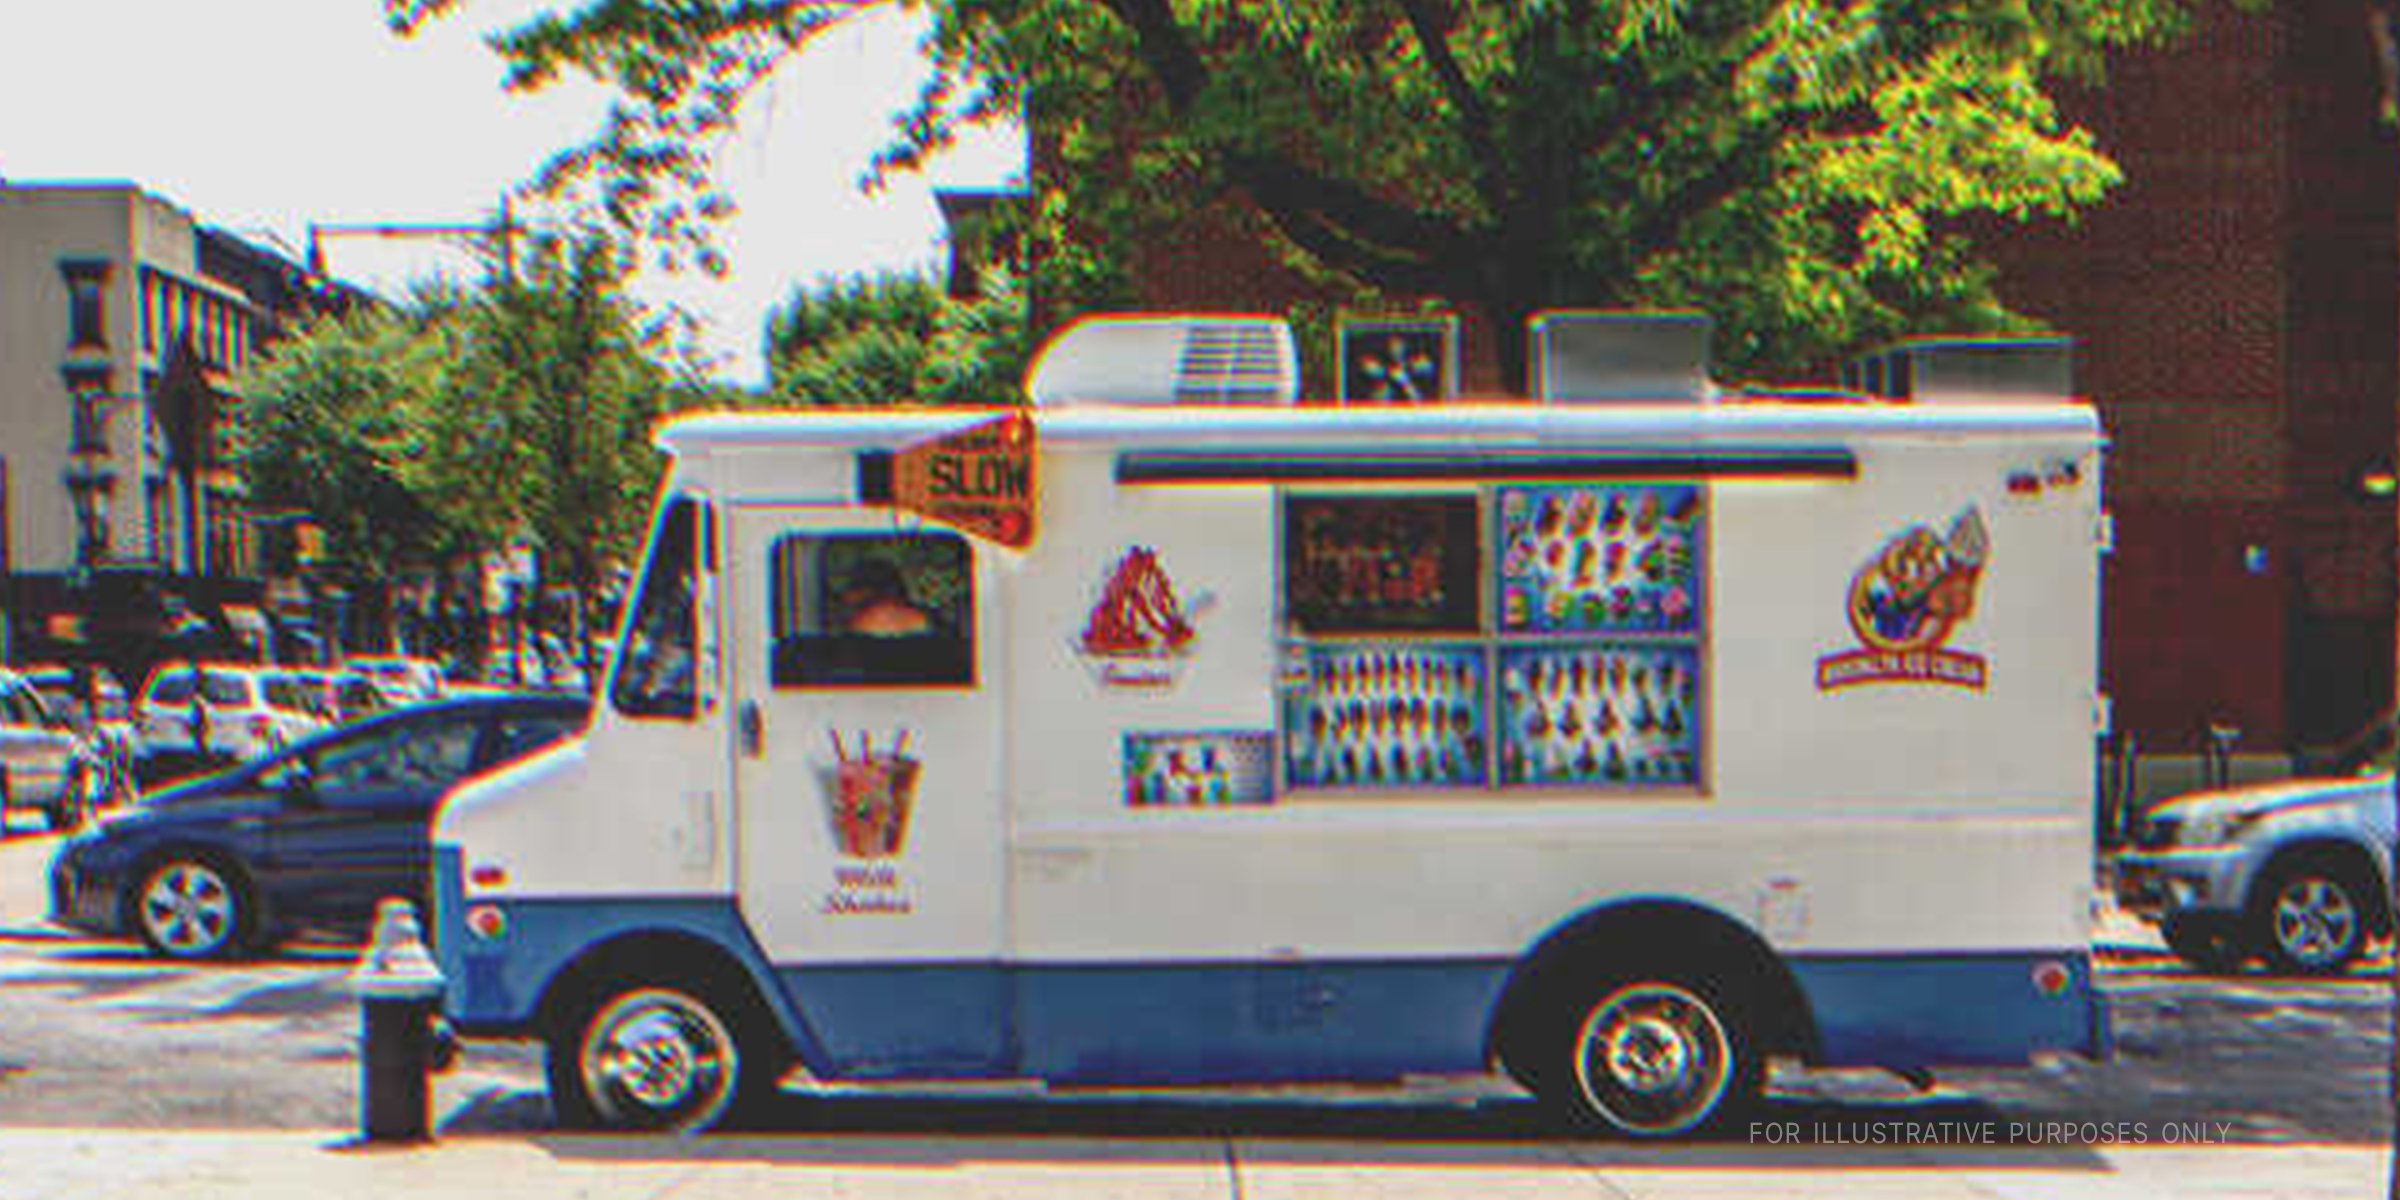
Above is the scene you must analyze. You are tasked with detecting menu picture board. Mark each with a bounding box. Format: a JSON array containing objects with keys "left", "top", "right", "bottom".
[
  {"left": 1498, "top": 642, "right": 1700, "bottom": 788},
  {"left": 1285, "top": 495, "right": 1480, "bottom": 634},
  {"left": 1125, "top": 732, "right": 1276, "bottom": 807},
  {"left": 1284, "top": 644, "right": 1486, "bottom": 789},
  {"left": 1497, "top": 484, "right": 1703, "bottom": 635}
]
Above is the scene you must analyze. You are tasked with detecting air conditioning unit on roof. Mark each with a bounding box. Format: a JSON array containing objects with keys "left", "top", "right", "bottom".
[{"left": 1024, "top": 314, "right": 1300, "bottom": 406}]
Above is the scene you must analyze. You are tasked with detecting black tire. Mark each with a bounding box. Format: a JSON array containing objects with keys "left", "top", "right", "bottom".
[
  {"left": 546, "top": 969, "right": 783, "bottom": 1133},
  {"left": 2160, "top": 914, "right": 2246, "bottom": 974},
  {"left": 129, "top": 853, "right": 255, "bottom": 960},
  {"left": 1538, "top": 965, "right": 1761, "bottom": 1138},
  {"left": 2250, "top": 856, "right": 2375, "bottom": 975}
]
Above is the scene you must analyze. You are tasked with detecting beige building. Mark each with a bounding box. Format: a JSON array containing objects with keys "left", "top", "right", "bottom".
[
  {"left": 0, "top": 180, "right": 367, "bottom": 671},
  {"left": 0, "top": 181, "right": 283, "bottom": 576}
]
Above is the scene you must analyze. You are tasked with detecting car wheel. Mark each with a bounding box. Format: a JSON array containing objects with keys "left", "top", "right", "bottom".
[
  {"left": 2159, "top": 914, "right": 2245, "bottom": 974},
  {"left": 547, "top": 977, "right": 775, "bottom": 1133},
  {"left": 2251, "top": 857, "right": 2371, "bottom": 975},
  {"left": 132, "top": 855, "right": 252, "bottom": 960},
  {"left": 1544, "top": 970, "right": 1758, "bottom": 1138}
]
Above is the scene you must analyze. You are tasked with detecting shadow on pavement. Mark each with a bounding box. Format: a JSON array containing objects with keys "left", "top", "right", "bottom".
[{"left": 442, "top": 1085, "right": 2124, "bottom": 1171}]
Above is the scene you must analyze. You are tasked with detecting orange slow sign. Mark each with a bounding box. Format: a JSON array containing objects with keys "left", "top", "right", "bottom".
[{"left": 893, "top": 413, "right": 1037, "bottom": 548}]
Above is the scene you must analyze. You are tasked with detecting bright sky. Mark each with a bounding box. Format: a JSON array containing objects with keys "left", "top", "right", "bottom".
[{"left": 0, "top": 0, "right": 1023, "bottom": 385}]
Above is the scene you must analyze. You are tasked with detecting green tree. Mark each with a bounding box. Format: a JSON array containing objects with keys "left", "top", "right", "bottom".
[
  {"left": 237, "top": 304, "right": 463, "bottom": 588},
  {"left": 385, "top": 0, "right": 2217, "bottom": 384},
  {"left": 423, "top": 234, "right": 689, "bottom": 637},
  {"left": 767, "top": 268, "right": 1032, "bottom": 406}
]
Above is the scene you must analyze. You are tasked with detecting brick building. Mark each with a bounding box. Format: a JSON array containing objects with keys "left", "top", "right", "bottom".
[{"left": 1017, "top": 5, "right": 2400, "bottom": 768}]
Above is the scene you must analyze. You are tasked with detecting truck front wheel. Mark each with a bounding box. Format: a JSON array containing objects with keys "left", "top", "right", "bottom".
[
  {"left": 1548, "top": 973, "right": 1758, "bottom": 1138},
  {"left": 548, "top": 979, "right": 768, "bottom": 1133}
]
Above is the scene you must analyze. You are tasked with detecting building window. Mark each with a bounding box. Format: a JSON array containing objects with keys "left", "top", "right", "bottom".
[
  {"left": 140, "top": 274, "right": 158, "bottom": 356},
  {"left": 70, "top": 395, "right": 108, "bottom": 456},
  {"left": 59, "top": 259, "right": 111, "bottom": 351}
]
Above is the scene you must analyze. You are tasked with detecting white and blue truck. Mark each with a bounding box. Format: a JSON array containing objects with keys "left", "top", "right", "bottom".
[{"left": 431, "top": 313, "right": 2108, "bottom": 1136}]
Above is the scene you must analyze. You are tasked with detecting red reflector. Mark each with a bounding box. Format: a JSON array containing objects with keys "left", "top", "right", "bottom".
[
  {"left": 466, "top": 904, "right": 508, "bottom": 940},
  {"left": 2032, "top": 960, "right": 2071, "bottom": 996},
  {"left": 469, "top": 864, "right": 507, "bottom": 888}
]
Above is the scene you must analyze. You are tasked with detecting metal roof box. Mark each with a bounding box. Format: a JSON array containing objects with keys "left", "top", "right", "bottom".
[
  {"left": 1843, "top": 336, "right": 2074, "bottom": 404},
  {"left": 1530, "top": 311, "right": 1713, "bottom": 404}
]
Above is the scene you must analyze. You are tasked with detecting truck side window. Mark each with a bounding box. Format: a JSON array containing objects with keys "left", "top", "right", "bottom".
[
  {"left": 611, "top": 496, "right": 702, "bottom": 719},
  {"left": 769, "top": 532, "right": 972, "bottom": 688}
]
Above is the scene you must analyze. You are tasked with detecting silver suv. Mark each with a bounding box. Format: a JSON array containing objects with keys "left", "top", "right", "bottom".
[
  {"left": 0, "top": 668, "right": 83, "bottom": 830},
  {"left": 2116, "top": 773, "right": 2396, "bottom": 974}
]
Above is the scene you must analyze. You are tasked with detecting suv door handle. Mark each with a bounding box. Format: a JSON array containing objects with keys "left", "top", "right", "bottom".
[{"left": 739, "top": 701, "right": 763, "bottom": 760}]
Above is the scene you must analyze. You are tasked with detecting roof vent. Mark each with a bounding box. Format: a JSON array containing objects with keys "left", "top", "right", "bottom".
[
  {"left": 1530, "top": 311, "right": 1712, "bottom": 403},
  {"left": 1025, "top": 314, "right": 1299, "bottom": 406},
  {"left": 1843, "top": 337, "right": 2073, "bottom": 404}
]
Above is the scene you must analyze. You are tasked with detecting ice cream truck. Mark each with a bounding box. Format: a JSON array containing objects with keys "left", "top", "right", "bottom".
[{"left": 430, "top": 312, "right": 2108, "bottom": 1137}]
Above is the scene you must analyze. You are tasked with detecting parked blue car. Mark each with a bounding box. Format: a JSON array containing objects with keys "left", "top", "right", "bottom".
[{"left": 50, "top": 694, "right": 587, "bottom": 959}]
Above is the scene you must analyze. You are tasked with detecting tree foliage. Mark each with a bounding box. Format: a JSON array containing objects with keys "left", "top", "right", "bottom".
[
  {"left": 236, "top": 305, "right": 462, "bottom": 581},
  {"left": 389, "top": 0, "right": 2215, "bottom": 381},
  {"left": 239, "top": 235, "right": 689, "bottom": 602},
  {"left": 767, "top": 268, "right": 1033, "bottom": 405},
  {"left": 423, "top": 235, "right": 682, "bottom": 594}
]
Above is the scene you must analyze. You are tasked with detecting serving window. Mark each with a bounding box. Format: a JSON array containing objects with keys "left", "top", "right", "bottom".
[
  {"left": 1277, "top": 484, "right": 1707, "bottom": 795},
  {"left": 768, "top": 532, "right": 974, "bottom": 688}
]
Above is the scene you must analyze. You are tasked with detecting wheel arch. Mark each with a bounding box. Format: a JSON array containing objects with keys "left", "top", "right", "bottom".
[
  {"left": 1486, "top": 896, "right": 1821, "bottom": 1076},
  {"left": 531, "top": 926, "right": 823, "bottom": 1073}
]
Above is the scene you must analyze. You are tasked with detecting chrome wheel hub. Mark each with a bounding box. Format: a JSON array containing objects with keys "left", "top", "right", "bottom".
[
  {"left": 1573, "top": 981, "right": 1733, "bottom": 1137},
  {"left": 140, "top": 863, "right": 232, "bottom": 955},
  {"left": 581, "top": 989, "right": 737, "bottom": 1131},
  {"left": 2273, "top": 877, "right": 2357, "bottom": 968}
]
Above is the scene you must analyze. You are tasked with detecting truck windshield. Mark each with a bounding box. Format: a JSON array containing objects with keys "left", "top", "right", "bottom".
[{"left": 611, "top": 496, "right": 701, "bottom": 719}]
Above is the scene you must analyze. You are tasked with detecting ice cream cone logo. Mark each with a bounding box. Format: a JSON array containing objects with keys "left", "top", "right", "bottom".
[
  {"left": 825, "top": 730, "right": 921, "bottom": 859},
  {"left": 1818, "top": 507, "right": 1990, "bottom": 692}
]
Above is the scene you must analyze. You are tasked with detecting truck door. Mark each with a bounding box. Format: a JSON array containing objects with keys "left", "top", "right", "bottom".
[{"left": 726, "top": 507, "right": 1011, "bottom": 1076}]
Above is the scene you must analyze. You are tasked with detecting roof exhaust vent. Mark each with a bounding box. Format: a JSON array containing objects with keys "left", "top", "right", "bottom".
[
  {"left": 1530, "top": 311, "right": 1713, "bottom": 403},
  {"left": 1025, "top": 314, "right": 1299, "bottom": 406}
]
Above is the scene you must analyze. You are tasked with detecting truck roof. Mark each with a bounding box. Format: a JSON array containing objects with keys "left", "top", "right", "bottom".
[{"left": 656, "top": 401, "right": 2101, "bottom": 457}]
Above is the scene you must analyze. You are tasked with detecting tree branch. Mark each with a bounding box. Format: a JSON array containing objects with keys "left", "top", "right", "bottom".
[
  {"left": 1095, "top": 0, "right": 1210, "bottom": 111},
  {"left": 1392, "top": 0, "right": 1505, "bottom": 204},
  {"left": 1221, "top": 152, "right": 1470, "bottom": 295}
]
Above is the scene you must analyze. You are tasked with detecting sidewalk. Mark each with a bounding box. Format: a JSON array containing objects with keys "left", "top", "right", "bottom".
[{"left": 0, "top": 1128, "right": 2383, "bottom": 1200}]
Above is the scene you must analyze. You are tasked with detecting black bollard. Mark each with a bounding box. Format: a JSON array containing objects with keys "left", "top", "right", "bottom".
[{"left": 348, "top": 898, "right": 447, "bottom": 1144}]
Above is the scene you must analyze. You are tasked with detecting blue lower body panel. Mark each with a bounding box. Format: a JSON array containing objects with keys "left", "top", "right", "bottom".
[
  {"left": 1788, "top": 952, "right": 2101, "bottom": 1067},
  {"left": 434, "top": 856, "right": 2097, "bottom": 1083}
]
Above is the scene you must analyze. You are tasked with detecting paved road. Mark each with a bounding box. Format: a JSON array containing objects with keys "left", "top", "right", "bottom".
[{"left": 1, "top": 818, "right": 2392, "bottom": 1150}]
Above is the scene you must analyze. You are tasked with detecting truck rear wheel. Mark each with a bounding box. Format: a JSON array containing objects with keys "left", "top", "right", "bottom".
[
  {"left": 547, "top": 975, "right": 777, "bottom": 1133},
  {"left": 1547, "top": 972, "right": 1758, "bottom": 1138}
]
